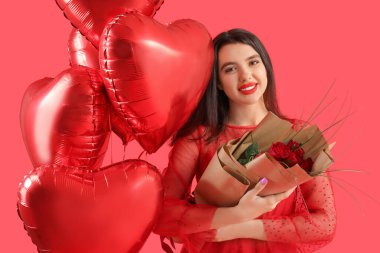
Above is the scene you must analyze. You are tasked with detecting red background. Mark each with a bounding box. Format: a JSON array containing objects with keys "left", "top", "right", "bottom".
[{"left": 1, "top": 0, "right": 379, "bottom": 252}]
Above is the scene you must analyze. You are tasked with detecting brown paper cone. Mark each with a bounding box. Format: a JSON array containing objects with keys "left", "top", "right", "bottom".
[
  {"left": 194, "top": 151, "right": 250, "bottom": 207},
  {"left": 230, "top": 112, "right": 294, "bottom": 158},
  {"left": 194, "top": 112, "right": 334, "bottom": 206},
  {"left": 245, "top": 153, "right": 312, "bottom": 196},
  {"left": 310, "top": 144, "right": 335, "bottom": 175}
]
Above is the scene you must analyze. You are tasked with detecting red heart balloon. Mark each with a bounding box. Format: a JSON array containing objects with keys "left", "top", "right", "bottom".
[
  {"left": 68, "top": 28, "right": 100, "bottom": 69},
  {"left": 99, "top": 12, "right": 214, "bottom": 153},
  {"left": 110, "top": 107, "right": 136, "bottom": 145},
  {"left": 17, "top": 160, "right": 163, "bottom": 253},
  {"left": 56, "top": 0, "right": 165, "bottom": 47},
  {"left": 20, "top": 66, "right": 111, "bottom": 170},
  {"left": 67, "top": 30, "right": 135, "bottom": 144}
]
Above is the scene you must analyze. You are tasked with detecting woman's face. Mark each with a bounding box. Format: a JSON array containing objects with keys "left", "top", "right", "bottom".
[{"left": 218, "top": 43, "right": 268, "bottom": 106}]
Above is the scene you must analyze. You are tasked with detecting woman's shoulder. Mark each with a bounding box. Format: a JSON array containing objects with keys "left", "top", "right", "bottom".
[
  {"left": 187, "top": 125, "right": 208, "bottom": 141},
  {"left": 173, "top": 125, "right": 208, "bottom": 145}
]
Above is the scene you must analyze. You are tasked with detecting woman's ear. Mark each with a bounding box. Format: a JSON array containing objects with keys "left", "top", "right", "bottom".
[{"left": 217, "top": 83, "right": 223, "bottom": 90}]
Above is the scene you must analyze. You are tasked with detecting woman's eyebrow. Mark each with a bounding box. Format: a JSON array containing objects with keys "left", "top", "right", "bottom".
[
  {"left": 246, "top": 54, "right": 260, "bottom": 61},
  {"left": 220, "top": 54, "right": 261, "bottom": 70},
  {"left": 220, "top": 61, "right": 235, "bottom": 70}
]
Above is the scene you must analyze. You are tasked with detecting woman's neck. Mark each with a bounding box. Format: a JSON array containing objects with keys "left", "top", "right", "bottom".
[{"left": 227, "top": 99, "right": 268, "bottom": 126}]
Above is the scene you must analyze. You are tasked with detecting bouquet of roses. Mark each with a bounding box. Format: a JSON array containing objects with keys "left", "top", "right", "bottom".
[{"left": 194, "top": 112, "right": 335, "bottom": 207}]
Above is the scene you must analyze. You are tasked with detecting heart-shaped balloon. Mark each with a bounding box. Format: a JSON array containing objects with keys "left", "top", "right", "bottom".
[
  {"left": 17, "top": 160, "right": 163, "bottom": 253},
  {"left": 67, "top": 30, "right": 135, "bottom": 144},
  {"left": 56, "top": 0, "right": 165, "bottom": 47},
  {"left": 68, "top": 28, "right": 100, "bottom": 69},
  {"left": 110, "top": 107, "right": 135, "bottom": 145},
  {"left": 99, "top": 12, "right": 214, "bottom": 153},
  {"left": 67, "top": 28, "right": 134, "bottom": 144},
  {"left": 20, "top": 66, "right": 111, "bottom": 171}
]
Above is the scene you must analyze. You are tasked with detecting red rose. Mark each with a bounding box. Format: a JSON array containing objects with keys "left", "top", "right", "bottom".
[
  {"left": 285, "top": 152, "right": 298, "bottom": 167},
  {"left": 295, "top": 153, "right": 303, "bottom": 164},
  {"left": 287, "top": 140, "right": 300, "bottom": 150},
  {"left": 287, "top": 140, "right": 305, "bottom": 162},
  {"left": 300, "top": 157, "right": 314, "bottom": 173},
  {"left": 294, "top": 148, "right": 305, "bottom": 161},
  {"left": 269, "top": 142, "right": 291, "bottom": 160}
]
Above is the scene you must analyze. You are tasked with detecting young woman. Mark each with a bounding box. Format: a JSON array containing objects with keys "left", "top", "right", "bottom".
[{"left": 154, "top": 28, "right": 336, "bottom": 253}]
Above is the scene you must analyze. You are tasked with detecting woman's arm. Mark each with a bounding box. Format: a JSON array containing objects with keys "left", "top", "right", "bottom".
[
  {"left": 211, "top": 173, "right": 337, "bottom": 246},
  {"left": 212, "top": 219, "right": 266, "bottom": 241},
  {"left": 153, "top": 134, "right": 284, "bottom": 238},
  {"left": 153, "top": 135, "right": 247, "bottom": 238}
]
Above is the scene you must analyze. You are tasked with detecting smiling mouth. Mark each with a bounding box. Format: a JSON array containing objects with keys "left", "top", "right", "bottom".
[{"left": 238, "top": 83, "right": 258, "bottom": 94}]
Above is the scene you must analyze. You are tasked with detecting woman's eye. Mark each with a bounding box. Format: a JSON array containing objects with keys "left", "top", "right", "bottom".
[
  {"left": 224, "top": 66, "right": 236, "bottom": 73},
  {"left": 249, "top": 60, "right": 259, "bottom": 66}
]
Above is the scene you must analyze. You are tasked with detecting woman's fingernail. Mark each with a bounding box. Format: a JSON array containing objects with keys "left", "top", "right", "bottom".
[{"left": 260, "top": 177, "right": 268, "bottom": 184}]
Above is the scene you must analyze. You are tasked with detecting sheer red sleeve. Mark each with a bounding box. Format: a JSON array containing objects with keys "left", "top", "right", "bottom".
[
  {"left": 262, "top": 172, "right": 337, "bottom": 251},
  {"left": 153, "top": 133, "right": 217, "bottom": 250}
]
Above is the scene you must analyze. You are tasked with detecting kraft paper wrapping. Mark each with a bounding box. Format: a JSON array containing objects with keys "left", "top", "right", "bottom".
[{"left": 194, "top": 112, "right": 334, "bottom": 207}]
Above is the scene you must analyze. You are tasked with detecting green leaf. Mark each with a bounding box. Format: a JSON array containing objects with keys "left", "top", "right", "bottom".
[
  {"left": 245, "top": 142, "right": 259, "bottom": 159},
  {"left": 238, "top": 158, "right": 248, "bottom": 165},
  {"left": 238, "top": 142, "right": 260, "bottom": 165}
]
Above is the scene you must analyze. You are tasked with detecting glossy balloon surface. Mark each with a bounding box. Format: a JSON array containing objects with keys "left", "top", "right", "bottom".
[
  {"left": 17, "top": 160, "right": 163, "bottom": 253},
  {"left": 56, "top": 0, "right": 165, "bottom": 47},
  {"left": 67, "top": 30, "right": 135, "bottom": 144},
  {"left": 99, "top": 12, "right": 214, "bottom": 153},
  {"left": 68, "top": 28, "right": 99, "bottom": 69},
  {"left": 20, "top": 66, "right": 111, "bottom": 171}
]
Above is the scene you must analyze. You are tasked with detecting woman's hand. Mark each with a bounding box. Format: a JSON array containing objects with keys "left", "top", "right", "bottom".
[
  {"left": 210, "top": 178, "right": 295, "bottom": 230},
  {"left": 235, "top": 178, "right": 296, "bottom": 221}
]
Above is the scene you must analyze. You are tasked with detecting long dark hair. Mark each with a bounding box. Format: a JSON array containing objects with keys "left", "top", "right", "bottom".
[{"left": 173, "top": 28, "right": 286, "bottom": 143}]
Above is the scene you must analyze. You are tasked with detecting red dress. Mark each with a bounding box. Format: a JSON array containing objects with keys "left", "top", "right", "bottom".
[{"left": 154, "top": 124, "right": 337, "bottom": 253}]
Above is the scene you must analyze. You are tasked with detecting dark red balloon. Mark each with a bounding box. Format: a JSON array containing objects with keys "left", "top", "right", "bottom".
[
  {"left": 67, "top": 29, "right": 135, "bottom": 144},
  {"left": 20, "top": 66, "right": 111, "bottom": 171},
  {"left": 99, "top": 12, "right": 214, "bottom": 153},
  {"left": 17, "top": 160, "right": 163, "bottom": 253},
  {"left": 110, "top": 108, "right": 135, "bottom": 145},
  {"left": 55, "top": 0, "right": 165, "bottom": 47},
  {"left": 68, "top": 28, "right": 100, "bottom": 69}
]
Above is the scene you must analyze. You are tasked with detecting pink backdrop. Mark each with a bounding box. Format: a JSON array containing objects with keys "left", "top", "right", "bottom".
[{"left": 1, "top": 0, "right": 379, "bottom": 252}]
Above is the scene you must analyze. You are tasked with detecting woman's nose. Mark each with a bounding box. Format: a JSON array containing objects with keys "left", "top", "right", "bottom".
[{"left": 239, "top": 67, "right": 253, "bottom": 83}]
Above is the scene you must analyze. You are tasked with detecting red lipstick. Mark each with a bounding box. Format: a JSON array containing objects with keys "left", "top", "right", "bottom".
[{"left": 238, "top": 82, "right": 257, "bottom": 95}]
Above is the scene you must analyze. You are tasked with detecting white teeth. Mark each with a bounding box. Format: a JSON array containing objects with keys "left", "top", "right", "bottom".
[{"left": 240, "top": 85, "right": 256, "bottom": 91}]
